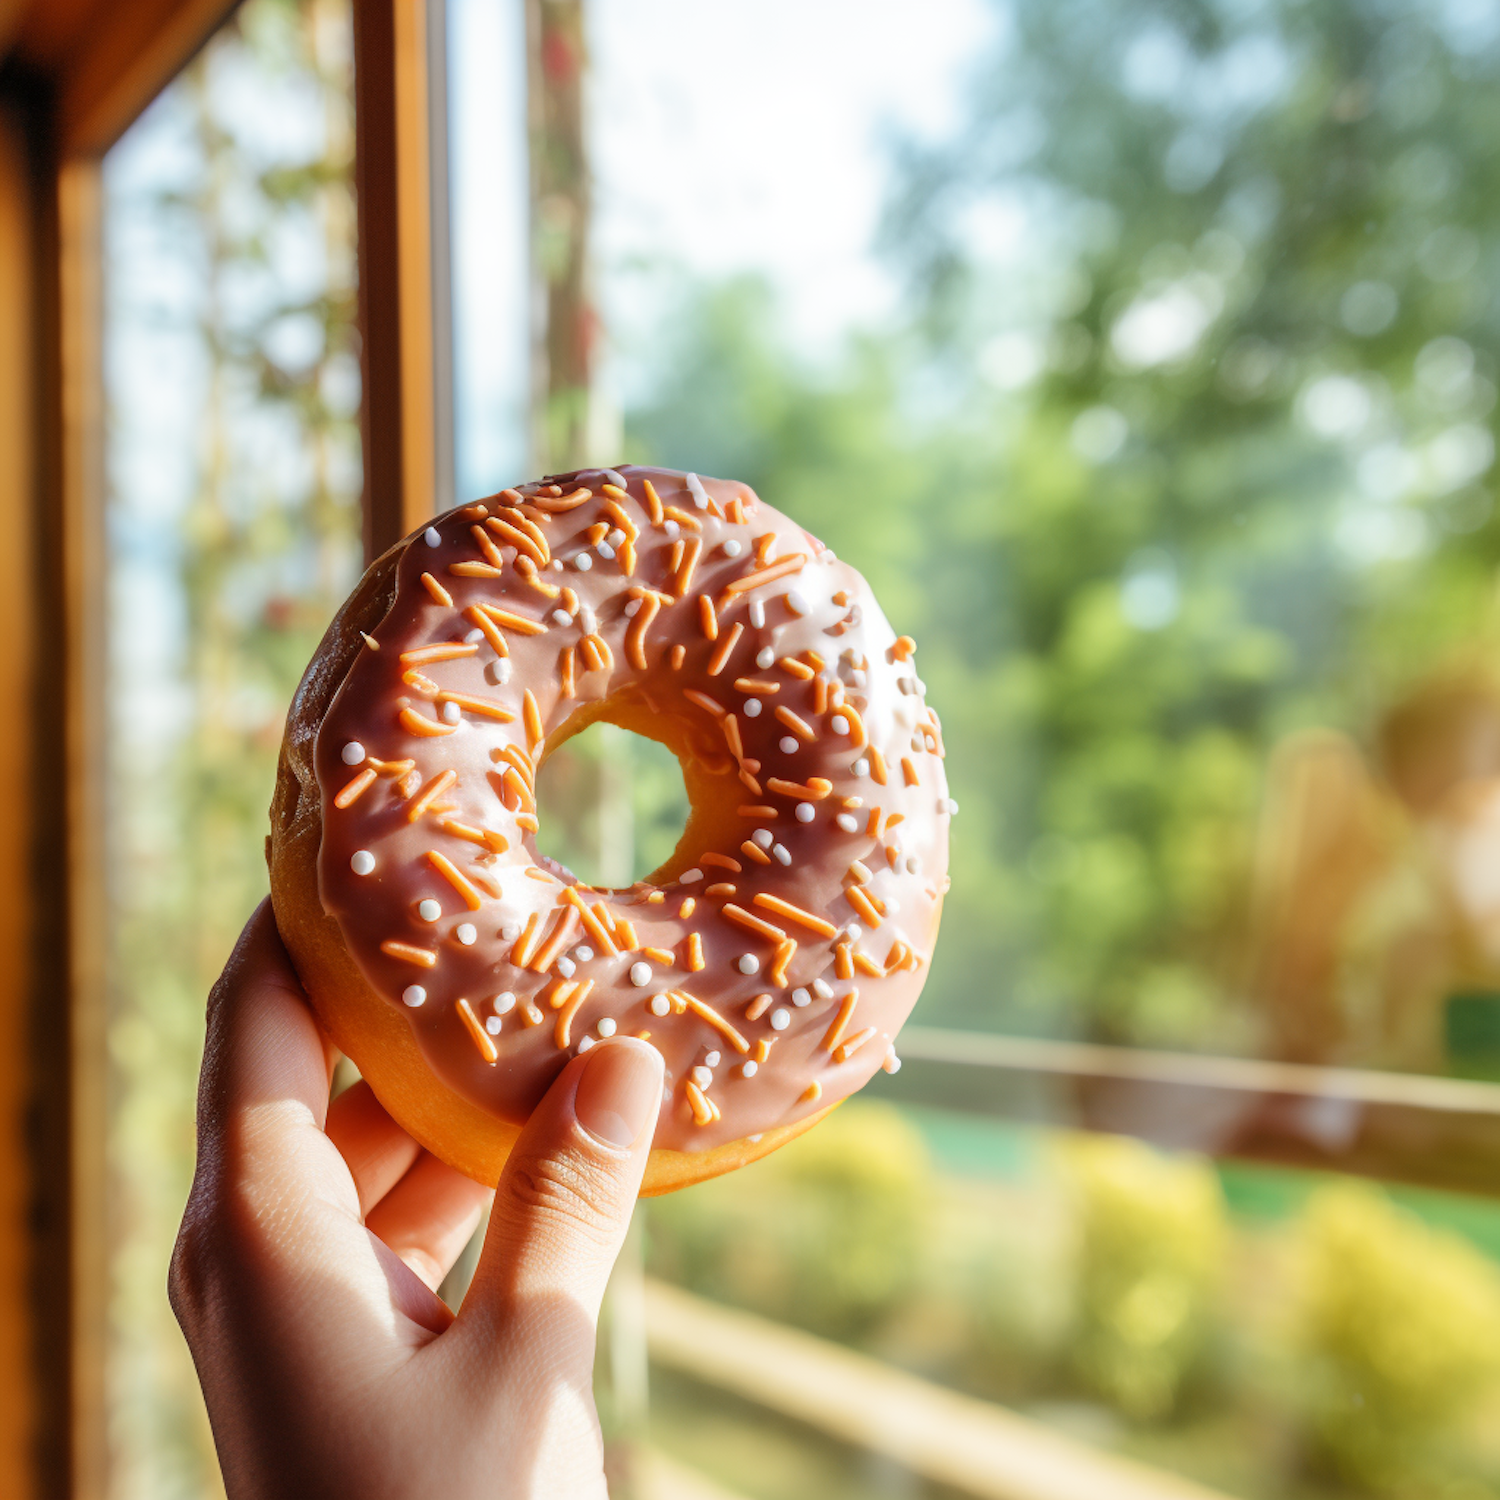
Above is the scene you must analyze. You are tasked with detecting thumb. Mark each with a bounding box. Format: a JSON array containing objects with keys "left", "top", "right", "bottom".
[{"left": 457, "top": 1037, "right": 663, "bottom": 1354}]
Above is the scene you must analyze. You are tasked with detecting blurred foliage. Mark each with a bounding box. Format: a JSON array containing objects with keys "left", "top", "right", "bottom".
[
  {"left": 625, "top": 0, "right": 1500, "bottom": 1060},
  {"left": 104, "top": 1, "right": 361, "bottom": 1495}
]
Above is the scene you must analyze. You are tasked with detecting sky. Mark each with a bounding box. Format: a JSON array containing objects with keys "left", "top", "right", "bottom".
[{"left": 449, "top": 0, "right": 995, "bottom": 496}]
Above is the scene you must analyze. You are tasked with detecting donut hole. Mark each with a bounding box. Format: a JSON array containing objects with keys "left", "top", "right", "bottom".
[{"left": 531, "top": 717, "right": 691, "bottom": 887}]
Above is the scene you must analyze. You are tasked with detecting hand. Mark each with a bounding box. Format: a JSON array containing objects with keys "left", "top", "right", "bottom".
[{"left": 170, "top": 900, "right": 665, "bottom": 1500}]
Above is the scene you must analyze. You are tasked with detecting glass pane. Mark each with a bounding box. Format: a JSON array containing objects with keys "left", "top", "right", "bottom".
[{"left": 103, "top": 1, "right": 362, "bottom": 1494}]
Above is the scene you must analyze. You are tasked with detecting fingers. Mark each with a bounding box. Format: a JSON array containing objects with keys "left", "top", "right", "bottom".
[
  {"left": 458, "top": 1037, "right": 663, "bottom": 1349},
  {"left": 326, "top": 1079, "right": 422, "bottom": 1218},
  {"left": 365, "top": 1153, "right": 492, "bottom": 1291}
]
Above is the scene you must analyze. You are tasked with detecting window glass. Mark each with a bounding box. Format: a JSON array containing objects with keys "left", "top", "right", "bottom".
[{"left": 103, "top": 1, "right": 361, "bottom": 1493}]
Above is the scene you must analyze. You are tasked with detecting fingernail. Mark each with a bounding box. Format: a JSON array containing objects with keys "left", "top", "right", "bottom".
[{"left": 574, "top": 1039, "right": 663, "bottom": 1148}]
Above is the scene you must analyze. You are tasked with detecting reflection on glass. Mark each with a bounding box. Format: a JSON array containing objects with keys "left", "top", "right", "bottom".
[{"left": 103, "top": 0, "right": 360, "bottom": 1493}]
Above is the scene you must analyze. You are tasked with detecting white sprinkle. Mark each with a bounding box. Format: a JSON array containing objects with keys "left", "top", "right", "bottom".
[
  {"left": 574, "top": 945, "right": 594, "bottom": 962},
  {"left": 795, "top": 803, "right": 815, "bottom": 823},
  {"left": 424, "top": 526, "right": 441, "bottom": 547},
  {"left": 905, "top": 855, "right": 922, "bottom": 874},
  {"left": 743, "top": 698, "right": 763, "bottom": 718},
  {"left": 350, "top": 850, "right": 376, "bottom": 875},
  {"left": 624, "top": 598, "right": 641, "bottom": 617},
  {"left": 403, "top": 985, "right": 427, "bottom": 1007},
  {"left": 597, "top": 1017, "right": 617, "bottom": 1037},
  {"left": 579, "top": 605, "right": 599, "bottom": 635},
  {"left": 664, "top": 519, "right": 681, "bottom": 538},
  {"left": 692, "top": 1065, "right": 713, "bottom": 1087},
  {"left": 501, "top": 922, "right": 521, "bottom": 941},
  {"left": 780, "top": 736, "right": 799, "bottom": 754},
  {"left": 785, "top": 590, "right": 809, "bottom": 616},
  {"left": 464, "top": 627, "right": 484, "bottom": 644},
  {"left": 556, "top": 956, "right": 576, "bottom": 978},
  {"left": 852, "top": 669, "right": 867, "bottom": 687},
  {"left": 740, "top": 1060, "right": 758, "bottom": 1078},
  {"left": 494, "top": 992, "right": 517, "bottom": 1015},
  {"left": 680, "top": 867, "right": 703, "bottom": 884},
  {"left": 752, "top": 828, "right": 773, "bottom": 849},
  {"left": 551, "top": 609, "right": 573, "bottom": 627},
  {"left": 574, "top": 552, "right": 593, "bottom": 571},
  {"left": 812, "top": 978, "right": 834, "bottom": 1000},
  {"left": 772, "top": 844, "right": 792, "bottom": 865},
  {"left": 883, "top": 1051, "right": 902, "bottom": 1075},
  {"left": 630, "top": 962, "right": 653, "bottom": 987},
  {"left": 650, "top": 993, "right": 671, "bottom": 1016},
  {"left": 442, "top": 700, "right": 462, "bottom": 724},
  {"left": 457, "top": 923, "right": 478, "bottom": 945},
  {"left": 551, "top": 558, "right": 564, "bottom": 571},
  {"left": 486, "top": 1016, "right": 503, "bottom": 1035},
  {"left": 842, "top": 923, "right": 863, "bottom": 941},
  {"left": 341, "top": 741, "right": 366, "bottom": 765},
  {"left": 705, "top": 1051, "right": 721, "bottom": 1067},
  {"left": 916, "top": 678, "right": 927, "bottom": 695},
  {"left": 737, "top": 954, "right": 760, "bottom": 975},
  {"left": 836, "top": 813, "right": 859, "bottom": 833},
  {"left": 770, "top": 1008, "right": 791, "bottom": 1031},
  {"left": 607, "top": 528, "right": 626, "bottom": 548},
  {"left": 749, "top": 599, "right": 766, "bottom": 629},
  {"left": 757, "top": 646, "right": 775, "bottom": 669},
  {"left": 791, "top": 987, "right": 811, "bottom": 1008},
  {"left": 577, "top": 1036, "right": 595, "bottom": 1053},
  {"left": 830, "top": 714, "right": 850, "bottom": 735},
  {"left": 602, "top": 469, "right": 627, "bottom": 489},
  {"left": 418, "top": 899, "right": 442, "bottom": 921},
  {"left": 748, "top": 1132, "right": 763, "bottom": 1142},
  {"left": 485, "top": 659, "right": 512, "bottom": 685},
  {"left": 945, "top": 797, "right": 960, "bottom": 815},
  {"left": 852, "top": 758, "right": 870, "bottom": 778},
  {"left": 724, "top": 539, "right": 744, "bottom": 558},
  {"left": 596, "top": 541, "right": 616, "bottom": 560},
  {"left": 686, "top": 472, "right": 711, "bottom": 509}
]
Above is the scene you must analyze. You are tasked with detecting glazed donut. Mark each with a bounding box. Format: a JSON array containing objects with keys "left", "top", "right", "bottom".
[{"left": 270, "top": 467, "right": 951, "bottom": 1194}]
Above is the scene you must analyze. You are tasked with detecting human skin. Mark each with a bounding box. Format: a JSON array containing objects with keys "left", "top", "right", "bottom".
[{"left": 169, "top": 899, "right": 665, "bottom": 1500}]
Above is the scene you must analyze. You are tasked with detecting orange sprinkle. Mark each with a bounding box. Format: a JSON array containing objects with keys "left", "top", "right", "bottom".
[
  {"left": 602, "top": 498, "right": 638, "bottom": 539},
  {"left": 684, "top": 688, "right": 725, "bottom": 718},
  {"left": 866, "top": 808, "right": 882, "bottom": 838},
  {"left": 401, "top": 668, "right": 441, "bottom": 694},
  {"left": 869, "top": 748, "right": 888, "bottom": 785},
  {"left": 436, "top": 690, "right": 515, "bottom": 723},
  {"left": 642, "top": 946, "right": 675, "bottom": 966},
  {"left": 400, "top": 642, "right": 478, "bottom": 666},
  {"left": 728, "top": 495, "right": 748, "bottom": 524},
  {"left": 754, "top": 1037, "right": 775, "bottom": 1064},
  {"left": 560, "top": 645, "right": 576, "bottom": 699},
  {"left": 813, "top": 677, "right": 828, "bottom": 715},
  {"left": 754, "top": 532, "right": 776, "bottom": 565},
  {"left": 367, "top": 756, "right": 415, "bottom": 777},
  {"left": 767, "top": 776, "right": 832, "bottom": 801},
  {"left": 643, "top": 478, "right": 665, "bottom": 524},
  {"left": 587, "top": 521, "right": 609, "bottom": 545},
  {"left": 706, "top": 622, "right": 743, "bottom": 676},
  {"left": 769, "top": 938, "right": 796, "bottom": 987},
  {"left": 777, "top": 655, "right": 815, "bottom": 680},
  {"left": 334, "top": 767, "right": 377, "bottom": 808},
  {"left": 519, "top": 998, "right": 544, "bottom": 1026},
  {"left": 527, "top": 485, "right": 592, "bottom": 512},
  {"left": 846, "top": 885, "right": 883, "bottom": 927},
  {"left": 554, "top": 979, "right": 595, "bottom": 1049},
  {"left": 734, "top": 677, "right": 780, "bottom": 695},
  {"left": 800, "top": 1081, "right": 823, "bottom": 1104},
  {"left": 685, "top": 1080, "right": 715, "bottom": 1127},
  {"left": 406, "top": 768, "right": 458, "bottom": 822},
  {"left": 396, "top": 769, "right": 422, "bottom": 798},
  {"left": 420, "top": 572, "right": 453, "bottom": 606},
  {"left": 437, "top": 816, "right": 509, "bottom": 853},
  {"left": 529, "top": 906, "right": 581, "bottom": 972},
  {"left": 516, "top": 557, "right": 560, "bottom": 599},
  {"left": 480, "top": 604, "right": 548, "bottom": 636},
  {"left": 673, "top": 536, "right": 703, "bottom": 597},
  {"left": 679, "top": 898, "right": 697, "bottom": 919},
  {"left": 738, "top": 767, "right": 763, "bottom": 795},
  {"left": 885, "top": 843, "right": 904, "bottom": 870},
  {"left": 740, "top": 840, "right": 772, "bottom": 865},
  {"left": 892, "top": 635, "right": 916, "bottom": 661},
  {"left": 847, "top": 859, "right": 873, "bottom": 884},
  {"left": 619, "top": 538, "right": 637, "bottom": 575},
  {"left": 561, "top": 886, "right": 621, "bottom": 956},
  {"left": 705, "top": 882, "right": 736, "bottom": 898},
  {"left": 682, "top": 993, "right": 750, "bottom": 1053},
  {"left": 738, "top": 805, "right": 777, "bottom": 819},
  {"left": 802, "top": 650, "right": 827, "bottom": 671},
  {"left": 752, "top": 893, "right": 837, "bottom": 938},
  {"left": 722, "top": 903, "right": 786, "bottom": 943},
  {"left": 719, "top": 553, "right": 806, "bottom": 601},
  {"left": 698, "top": 593, "right": 719, "bottom": 640},
  {"left": 510, "top": 912, "right": 542, "bottom": 967},
  {"left": 646, "top": 891, "right": 666, "bottom": 904},
  {"left": 669, "top": 538, "right": 684, "bottom": 576},
  {"left": 774, "top": 706, "right": 816, "bottom": 742},
  {"left": 498, "top": 743, "right": 535, "bottom": 785},
  {"left": 701, "top": 852, "right": 741, "bottom": 872},
  {"left": 516, "top": 813, "right": 540, "bottom": 832},
  {"left": 615, "top": 918, "right": 639, "bottom": 951},
  {"left": 380, "top": 940, "right": 437, "bottom": 969},
  {"left": 663, "top": 505, "right": 703, "bottom": 530},
  {"left": 854, "top": 950, "right": 885, "bottom": 976},
  {"left": 463, "top": 605, "right": 509, "bottom": 656},
  {"left": 840, "top": 703, "right": 868, "bottom": 749},
  {"left": 626, "top": 592, "right": 660, "bottom": 670},
  {"left": 523, "top": 689, "right": 543, "bottom": 749},
  {"left": 457, "top": 998, "right": 498, "bottom": 1064},
  {"left": 426, "top": 850, "right": 483, "bottom": 911},
  {"left": 822, "top": 990, "right": 858, "bottom": 1053},
  {"left": 745, "top": 994, "right": 773, "bottom": 1022},
  {"left": 486, "top": 515, "right": 547, "bottom": 567},
  {"left": 722, "top": 714, "right": 744, "bottom": 761},
  {"left": 902, "top": 757, "right": 919, "bottom": 787},
  {"left": 470, "top": 523, "right": 507, "bottom": 569},
  {"left": 835, "top": 942, "right": 854, "bottom": 980},
  {"left": 669, "top": 643, "right": 686, "bottom": 670},
  {"left": 399, "top": 706, "right": 457, "bottom": 738},
  {"left": 449, "top": 560, "right": 504, "bottom": 578},
  {"left": 524, "top": 866, "right": 555, "bottom": 882},
  {"left": 834, "top": 1026, "right": 878, "bottom": 1064},
  {"left": 499, "top": 765, "right": 534, "bottom": 814},
  {"left": 684, "top": 932, "right": 705, "bottom": 971}
]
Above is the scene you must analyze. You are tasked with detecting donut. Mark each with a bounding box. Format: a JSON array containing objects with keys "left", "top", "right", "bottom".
[{"left": 270, "top": 467, "right": 952, "bottom": 1194}]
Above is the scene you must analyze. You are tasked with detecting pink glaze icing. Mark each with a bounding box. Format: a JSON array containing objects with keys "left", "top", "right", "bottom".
[{"left": 314, "top": 467, "right": 950, "bottom": 1151}]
